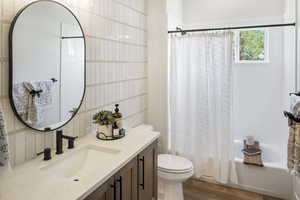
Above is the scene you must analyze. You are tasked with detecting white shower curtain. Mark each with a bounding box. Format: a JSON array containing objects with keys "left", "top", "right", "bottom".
[{"left": 169, "top": 32, "right": 236, "bottom": 184}]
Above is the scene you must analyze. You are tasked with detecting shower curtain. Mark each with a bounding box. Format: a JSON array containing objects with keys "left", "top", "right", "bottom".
[{"left": 169, "top": 32, "right": 236, "bottom": 184}]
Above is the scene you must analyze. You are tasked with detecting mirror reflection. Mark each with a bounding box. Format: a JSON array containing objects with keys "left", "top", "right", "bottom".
[{"left": 10, "top": 1, "right": 85, "bottom": 131}]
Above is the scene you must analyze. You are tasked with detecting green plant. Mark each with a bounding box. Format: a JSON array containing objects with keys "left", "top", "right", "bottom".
[
  {"left": 93, "top": 110, "right": 116, "bottom": 126},
  {"left": 239, "top": 30, "right": 265, "bottom": 61},
  {"left": 69, "top": 107, "right": 79, "bottom": 115}
]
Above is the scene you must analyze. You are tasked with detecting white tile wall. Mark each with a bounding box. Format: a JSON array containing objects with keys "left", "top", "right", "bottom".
[{"left": 0, "top": 0, "right": 148, "bottom": 166}]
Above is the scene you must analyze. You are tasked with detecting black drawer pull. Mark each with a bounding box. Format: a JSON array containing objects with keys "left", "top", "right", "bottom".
[
  {"left": 117, "top": 176, "right": 122, "bottom": 200},
  {"left": 111, "top": 181, "right": 116, "bottom": 200},
  {"left": 139, "top": 157, "right": 145, "bottom": 190}
]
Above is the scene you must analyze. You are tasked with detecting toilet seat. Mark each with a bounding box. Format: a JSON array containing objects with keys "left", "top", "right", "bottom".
[
  {"left": 158, "top": 154, "right": 194, "bottom": 200},
  {"left": 158, "top": 167, "right": 193, "bottom": 174},
  {"left": 158, "top": 154, "right": 193, "bottom": 174}
]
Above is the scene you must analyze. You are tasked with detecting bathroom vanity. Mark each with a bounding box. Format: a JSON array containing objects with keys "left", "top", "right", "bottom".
[
  {"left": 0, "top": 126, "right": 159, "bottom": 200},
  {"left": 85, "top": 139, "right": 157, "bottom": 200}
]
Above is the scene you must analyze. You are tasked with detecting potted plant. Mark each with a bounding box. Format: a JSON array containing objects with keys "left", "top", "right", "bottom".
[{"left": 93, "top": 110, "right": 116, "bottom": 137}]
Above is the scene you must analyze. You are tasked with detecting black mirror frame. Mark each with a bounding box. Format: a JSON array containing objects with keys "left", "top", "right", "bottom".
[{"left": 8, "top": 0, "right": 86, "bottom": 132}]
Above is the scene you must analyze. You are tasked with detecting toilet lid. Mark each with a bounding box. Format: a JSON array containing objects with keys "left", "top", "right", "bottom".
[{"left": 158, "top": 154, "right": 193, "bottom": 173}]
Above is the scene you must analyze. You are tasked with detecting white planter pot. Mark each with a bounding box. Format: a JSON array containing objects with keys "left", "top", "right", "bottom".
[{"left": 97, "top": 125, "right": 113, "bottom": 137}]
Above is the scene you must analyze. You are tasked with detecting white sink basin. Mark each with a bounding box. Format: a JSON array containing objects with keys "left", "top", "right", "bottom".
[{"left": 41, "top": 145, "right": 121, "bottom": 179}]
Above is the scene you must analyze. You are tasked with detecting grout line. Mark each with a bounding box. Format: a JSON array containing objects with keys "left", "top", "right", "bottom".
[
  {"left": 123, "top": 108, "right": 147, "bottom": 119},
  {"left": 0, "top": 58, "right": 9, "bottom": 62},
  {"left": 0, "top": 20, "right": 11, "bottom": 24},
  {"left": 8, "top": 127, "right": 27, "bottom": 136},
  {"left": 8, "top": 93, "right": 148, "bottom": 134},
  {"left": 8, "top": 107, "right": 148, "bottom": 136},
  {"left": 86, "top": 35, "right": 147, "bottom": 47},
  {"left": 1, "top": 56, "right": 148, "bottom": 65},
  {"left": 78, "top": 8, "right": 147, "bottom": 32},
  {"left": 86, "top": 60, "right": 147, "bottom": 63},
  {"left": 1, "top": 78, "right": 148, "bottom": 99},
  {"left": 86, "top": 77, "right": 147, "bottom": 88},
  {"left": 82, "top": 92, "right": 148, "bottom": 113},
  {"left": 113, "top": 0, "right": 147, "bottom": 16}
]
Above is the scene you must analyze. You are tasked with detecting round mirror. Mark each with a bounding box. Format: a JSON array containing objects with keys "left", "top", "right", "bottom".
[{"left": 9, "top": 1, "right": 86, "bottom": 132}]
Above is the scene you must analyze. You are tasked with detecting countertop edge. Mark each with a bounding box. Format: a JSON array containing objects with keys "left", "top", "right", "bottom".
[{"left": 77, "top": 132, "right": 160, "bottom": 200}]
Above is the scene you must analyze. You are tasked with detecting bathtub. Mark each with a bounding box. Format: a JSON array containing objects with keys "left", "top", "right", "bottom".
[{"left": 232, "top": 140, "right": 293, "bottom": 199}]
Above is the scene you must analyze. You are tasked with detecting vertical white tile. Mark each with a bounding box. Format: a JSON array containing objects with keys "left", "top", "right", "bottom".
[
  {"left": 15, "top": 131, "right": 26, "bottom": 165},
  {"left": 13, "top": 114, "right": 25, "bottom": 130},
  {"left": 95, "top": 63, "right": 100, "bottom": 84},
  {"left": 99, "top": 85, "right": 105, "bottom": 107},
  {"left": 95, "top": 39, "right": 101, "bottom": 60},
  {"left": 91, "top": 86, "right": 96, "bottom": 109},
  {"left": 2, "top": 0, "right": 14, "bottom": 21},
  {"left": 0, "top": 63, "right": 3, "bottom": 97},
  {"left": 25, "top": 131, "right": 35, "bottom": 160},
  {"left": 73, "top": 115, "right": 80, "bottom": 137},
  {"left": 90, "top": 38, "right": 96, "bottom": 61},
  {"left": 35, "top": 133, "right": 45, "bottom": 155},
  {"left": 1, "top": 24, "right": 9, "bottom": 59},
  {"left": 86, "top": 87, "right": 92, "bottom": 109},
  {"left": 91, "top": 63, "right": 96, "bottom": 85},
  {"left": 86, "top": 63, "right": 92, "bottom": 85},
  {"left": 104, "top": 63, "right": 109, "bottom": 83},
  {"left": 8, "top": 134, "right": 16, "bottom": 167},
  {"left": 3, "top": 99, "right": 14, "bottom": 132}
]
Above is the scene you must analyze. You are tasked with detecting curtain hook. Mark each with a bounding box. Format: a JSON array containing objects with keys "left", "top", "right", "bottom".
[{"left": 176, "top": 27, "right": 186, "bottom": 36}]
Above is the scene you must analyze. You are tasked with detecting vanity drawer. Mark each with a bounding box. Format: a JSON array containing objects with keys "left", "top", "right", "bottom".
[{"left": 85, "top": 177, "right": 115, "bottom": 200}]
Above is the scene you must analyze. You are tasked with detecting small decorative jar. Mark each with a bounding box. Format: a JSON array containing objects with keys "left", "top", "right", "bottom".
[{"left": 97, "top": 125, "right": 113, "bottom": 137}]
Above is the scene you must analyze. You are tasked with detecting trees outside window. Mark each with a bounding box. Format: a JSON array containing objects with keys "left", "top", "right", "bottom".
[{"left": 235, "top": 29, "right": 269, "bottom": 63}]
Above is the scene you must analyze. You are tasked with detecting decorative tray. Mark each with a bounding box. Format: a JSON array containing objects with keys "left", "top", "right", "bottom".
[{"left": 96, "top": 129, "right": 126, "bottom": 141}]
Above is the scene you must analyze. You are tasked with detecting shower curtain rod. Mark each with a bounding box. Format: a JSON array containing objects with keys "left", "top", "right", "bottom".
[{"left": 168, "top": 23, "right": 296, "bottom": 34}]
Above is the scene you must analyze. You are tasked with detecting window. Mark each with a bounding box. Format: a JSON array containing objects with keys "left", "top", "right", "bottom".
[{"left": 235, "top": 29, "right": 269, "bottom": 63}]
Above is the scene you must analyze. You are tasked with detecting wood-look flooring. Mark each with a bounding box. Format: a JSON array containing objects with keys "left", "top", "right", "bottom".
[{"left": 183, "top": 179, "right": 284, "bottom": 200}]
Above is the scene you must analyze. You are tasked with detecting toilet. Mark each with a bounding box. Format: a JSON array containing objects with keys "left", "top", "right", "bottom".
[{"left": 158, "top": 154, "right": 194, "bottom": 200}]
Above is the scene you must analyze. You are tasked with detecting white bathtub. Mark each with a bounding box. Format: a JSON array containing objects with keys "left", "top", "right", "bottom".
[{"left": 232, "top": 140, "right": 293, "bottom": 199}]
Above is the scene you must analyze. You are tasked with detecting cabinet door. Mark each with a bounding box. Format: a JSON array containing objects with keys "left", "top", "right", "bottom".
[
  {"left": 115, "top": 158, "right": 138, "bottom": 200},
  {"left": 85, "top": 177, "right": 115, "bottom": 200},
  {"left": 138, "top": 140, "right": 158, "bottom": 200}
]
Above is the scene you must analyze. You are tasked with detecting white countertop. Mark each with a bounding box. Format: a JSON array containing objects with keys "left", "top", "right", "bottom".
[{"left": 0, "top": 125, "right": 160, "bottom": 200}]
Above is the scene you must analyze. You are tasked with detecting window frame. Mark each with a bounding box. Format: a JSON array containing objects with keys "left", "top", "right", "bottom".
[{"left": 234, "top": 28, "right": 270, "bottom": 64}]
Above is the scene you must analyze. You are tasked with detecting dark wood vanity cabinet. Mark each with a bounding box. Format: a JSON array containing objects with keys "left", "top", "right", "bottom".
[
  {"left": 85, "top": 140, "right": 158, "bottom": 200},
  {"left": 85, "top": 177, "right": 115, "bottom": 200},
  {"left": 138, "top": 141, "right": 158, "bottom": 200},
  {"left": 115, "top": 158, "right": 138, "bottom": 200}
]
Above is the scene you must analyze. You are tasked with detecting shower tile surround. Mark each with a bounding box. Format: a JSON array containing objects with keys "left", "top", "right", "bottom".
[{"left": 0, "top": 0, "right": 148, "bottom": 166}]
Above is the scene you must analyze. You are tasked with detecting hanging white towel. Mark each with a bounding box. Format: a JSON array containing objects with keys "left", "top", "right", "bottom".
[
  {"left": 23, "top": 80, "right": 54, "bottom": 125},
  {"left": 12, "top": 82, "right": 29, "bottom": 121},
  {"left": 0, "top": 103, "right": 11, "bottom": 176}
]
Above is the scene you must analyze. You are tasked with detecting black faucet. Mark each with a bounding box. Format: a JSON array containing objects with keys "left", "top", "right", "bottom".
[
  {"left": 56, "top": 130, "right": 78, "bottom": 154},
  {"left": 37, "top": 148, "right": 52, "bottom": 161}
]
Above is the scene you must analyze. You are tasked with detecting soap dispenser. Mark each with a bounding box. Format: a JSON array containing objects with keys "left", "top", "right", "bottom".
[{"left": 113, "top": 104, "right": 123, "bottom": 130}]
